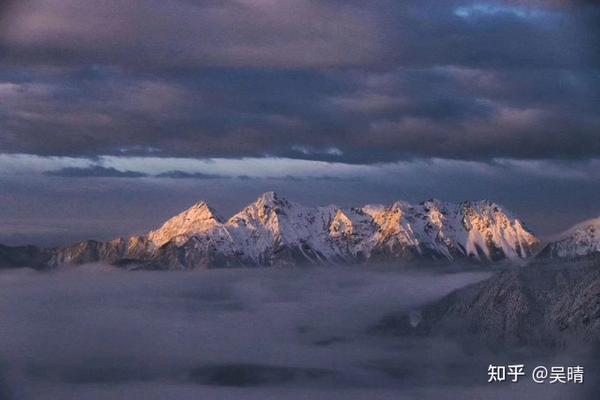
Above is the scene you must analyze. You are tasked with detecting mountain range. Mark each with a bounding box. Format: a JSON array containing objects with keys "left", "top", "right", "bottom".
[{"left": 1, "top": 192, "right": 598, "bottom": 270}]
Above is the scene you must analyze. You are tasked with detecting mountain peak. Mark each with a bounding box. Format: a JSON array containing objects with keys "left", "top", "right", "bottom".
[
  {"left": 421, "top": 198, "right": 445, "bottom": 206},
  {"left": 462, "top": 199, "right": 501, "bottom": 210},
  {"left": 188, "top": 201, "right": 212, "bottom": 212},
  {"left": 48, "top": 193, "right": 541, "bottom": 269},
  {"left": 180, "top": 201, "right": 220, "bottom": 220},
  {"left": 148, "top": 201, "right": 222, "bottom": 247},
  {"left": 259, "top": 191, "right": 277, "bottom": 200},
  {"left": 255, "top": 191, "right": 287, "bottom": 205},
  {"left": 537, "top": 217, "right": 600, "bottom": 260},
  {"left": 252, "top": 191, "right": 293, "bottom": 212},
  {"left": 558, "top": 217, "right": 600, "bottom": 239}
]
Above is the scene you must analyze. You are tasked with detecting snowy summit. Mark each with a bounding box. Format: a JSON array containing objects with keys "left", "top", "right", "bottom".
[{"left": 51, "top": 192, "right": 539, "bottom": 269}]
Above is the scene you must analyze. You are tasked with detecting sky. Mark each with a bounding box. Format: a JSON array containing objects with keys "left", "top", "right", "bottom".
[{"left": 0, "top": 0, "right": 599, "bottom": 246}]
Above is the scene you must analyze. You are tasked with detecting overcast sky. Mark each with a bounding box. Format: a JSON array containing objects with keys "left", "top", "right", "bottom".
[{"left": 0, "top": 0, "right": 599, "bottom": 246}]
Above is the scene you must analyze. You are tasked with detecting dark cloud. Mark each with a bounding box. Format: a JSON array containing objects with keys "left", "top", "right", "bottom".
[
  {"left": 155, "top": 171, "right": 224, "bottom": 179},
  {"left": 382, "top": 1, "right": 599, "bottom": 69},
  {"left": 0, "top": 0, "right": 379, "bottom": 69},
  {"left": 45, "top": 166, "right": 147, "bottom": 178},
  {"left": 0, "top": 1, "right": 598, "bottom": 162},
  {"left": 0, "top": 0, "right": 599, "bottom": 245},
  {"left": 45, "top": 167, "right": 229, "bottom": 180},
  {"left": 1, "top": 0, "right": 597, "bottom": 70},
  {"left": 0, "top": 65, "right": 598, "bottom": 162}
]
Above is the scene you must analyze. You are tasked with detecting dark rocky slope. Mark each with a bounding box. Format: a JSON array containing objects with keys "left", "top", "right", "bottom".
[
  {"left": 373, "top": 262, "right": 600, "bottom": 347},
  {"left": 0, "top": 244, "right": 52, "bottom": 270}
]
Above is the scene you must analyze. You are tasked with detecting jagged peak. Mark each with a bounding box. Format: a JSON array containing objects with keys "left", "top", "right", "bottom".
[
  {"left": 254, "top": 191, "right": 291, "bottom": 208},
  {"left": 460, "top": 199, "right": 502, "bottom": 210},
  {"left": 148, "top": 201, "right": 222, "bottom": 247},
  {"left": 387, "top": 200, "right": 411, "bottom": 212},
  {"left": 178, "top": 201, "right": 220, "bottom": 221},
  {"left": 537, "top": 216, "right": 599, "bottom": 260},
  {"left": 246, "top": 191, "right": 294, "bottom": 217},
  {"left": 41, "top": 192, "right": 543, "bottom": 268},
  {"left": 556, "top": 216, "right": 600, "bottom": 240},
  {"left": 190, "top": 200, "right": 210, "bottom": 209},
  {"left": 331, "top": 208, "right": 352, "bottom": 224},
  {"left": 420, "top": 198, "right": 446, "bottom": 207},
  {"left": 258, "top": 191, "right": 278, "bottom": 201},
  {"left": 227, "top": 192, "right": 293, "bottom": 228},
  {"left": 360, "top": 204, "right": 385, "bottom": 220},
  {"left": 330, "top": 208, "right": 362, "bottom": 224},
  {"left": 458, "top": 200, "right": 524, "bottom": 226}
]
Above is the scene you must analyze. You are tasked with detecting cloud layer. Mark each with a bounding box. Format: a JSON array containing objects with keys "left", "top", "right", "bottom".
[
  {"left": 0, "top": 267, "right": 596, "bottom": 399},
  {"left": 1, "top": 154, "right": 599, "bottom": 246},
  {"left": 0, "top": 0, "right": 598, "bottom": 162}
]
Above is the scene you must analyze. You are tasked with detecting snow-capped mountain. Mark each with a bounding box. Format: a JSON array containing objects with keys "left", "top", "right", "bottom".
[
  {"left": 373, "top": 265, "right": 600, "bottom": 347},
  {"left": 49, "top": 192, "right": 539, "bottom": 269},
  {"left": 148, "top": 202, "right": 223, "bottom": 247},
  {"left": 537, "top": 217, "right": 600, "bottom": 260}
]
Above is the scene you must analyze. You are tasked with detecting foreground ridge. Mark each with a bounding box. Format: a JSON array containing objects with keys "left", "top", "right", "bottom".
[
  {"left": 536, "top": 217, "right": 600, "bottom": 261},
  {"left": 44, "top": 192, "right": 539, "bottom": 270}
]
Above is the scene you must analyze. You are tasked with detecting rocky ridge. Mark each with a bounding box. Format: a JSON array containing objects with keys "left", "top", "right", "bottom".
[{"left": 45, "top": 192, "right": 539, "bottom": 270}]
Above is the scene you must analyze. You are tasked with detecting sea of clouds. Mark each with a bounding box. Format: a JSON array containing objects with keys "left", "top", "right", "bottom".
[{"left": 0, "top": 265, "right": 593, "bottom": 399}]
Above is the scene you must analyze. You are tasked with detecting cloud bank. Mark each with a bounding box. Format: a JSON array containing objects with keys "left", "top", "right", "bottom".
[{"left": 0, "top": 0, "right": 598, "bottom": 162}]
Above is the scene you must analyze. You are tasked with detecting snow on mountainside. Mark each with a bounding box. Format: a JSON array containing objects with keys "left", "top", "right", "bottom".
[
  {"left": 365, "top": 199, "right": 537, "bottom": 263},
  {"left": 537, "top": 217, "right": 600, "bottom": 260},
  {"left": 48, "top": 192, "right": 539, "bottom": 270},
  {"left": 224, "top": 192, "right": 339, "bottom": 264},
  {"left": 372, "top": 265, "right": 600, "bottom": 347},
  {"left": 148, "top": 202, "right": 223, "bottom": 247}
]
